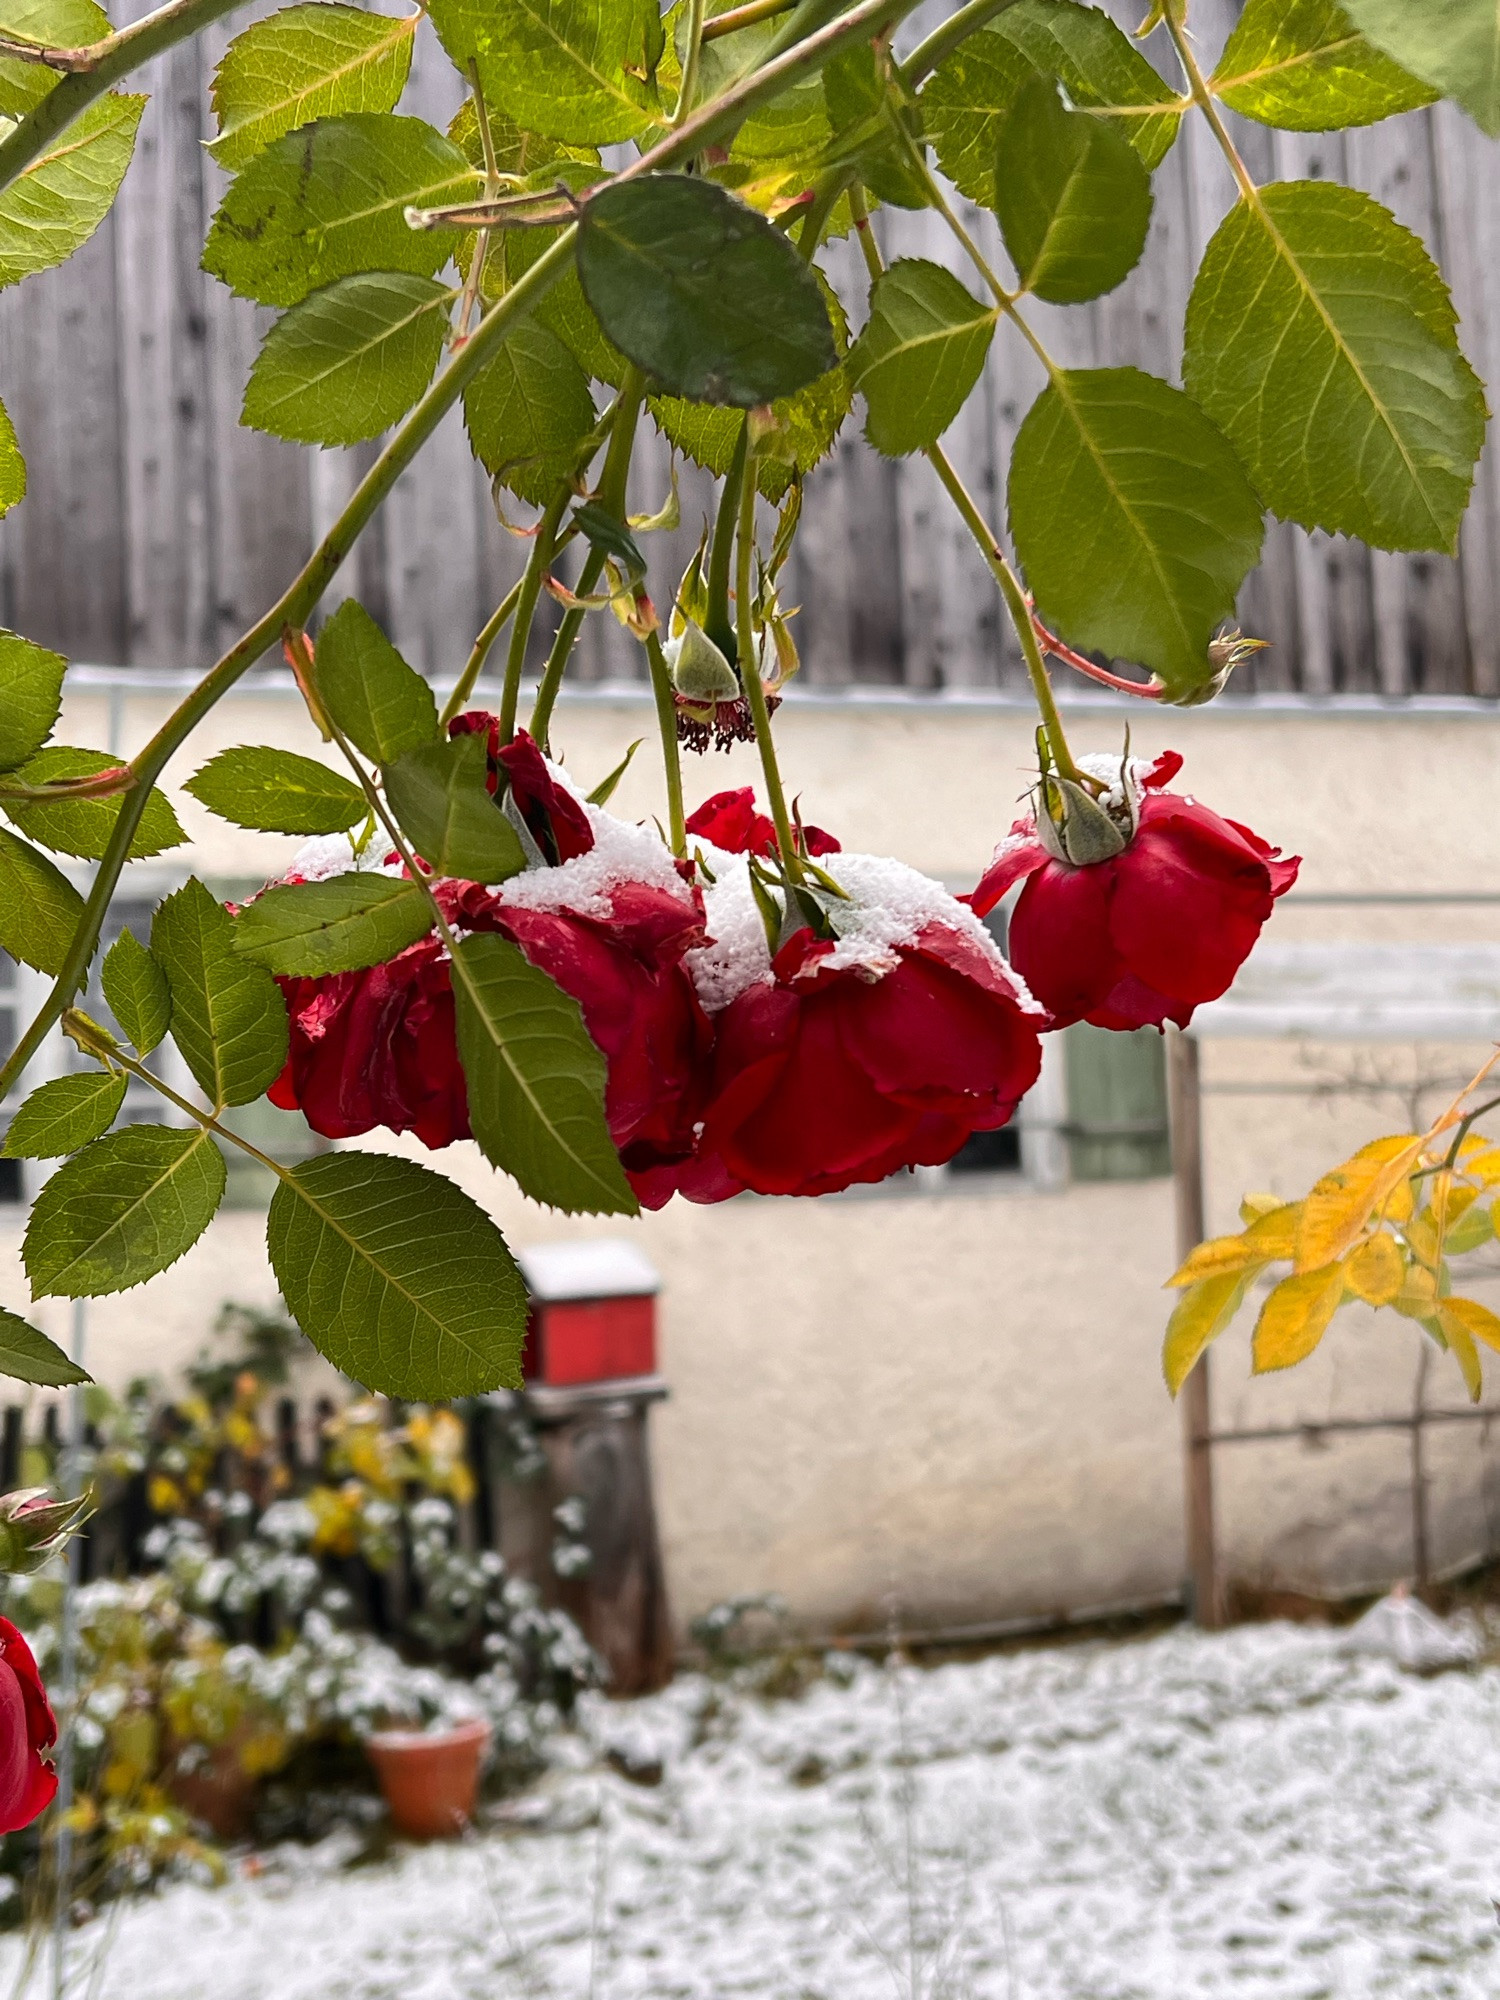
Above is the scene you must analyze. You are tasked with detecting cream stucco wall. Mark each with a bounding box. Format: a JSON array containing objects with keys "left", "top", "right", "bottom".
[{"left": 4, "top": 676, "right": 1500, "bottom": 1632}]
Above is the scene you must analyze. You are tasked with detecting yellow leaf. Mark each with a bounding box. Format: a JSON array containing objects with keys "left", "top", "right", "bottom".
[
  {"left": 1441, "top": 1294, "right": 1500, "bottom": 1353},
  {"left": 1296, "top": 1134, "right": 1425, "bottom": 1273},
  {"left": 1391, "top": 1261, "right": 1439, "bottom": 1320},
  {"left": 1252, "top": 1263, "right": 1347, "bottom": 1374},
  {"left": 1162, "top": 1271, "right": 1250, "bottom": 1396},
  {"left": 1436, "top": 1305, "right": 1484, "bottom": 1401},
  {"left": 1404, "top": 1212, "right": 1442, "bottom": 1270},
  {"left": 1344, "top": 1232, "right": 1404, "bottom": 1307},
  {"left": 1165, "top": 1234, "right": 1265, "bottom": 1289},
  {"left": 1383, "top": 1174, "right": 1416, "bottom": 1224},
  {"left": 1239, "top": 1190, "right": 1284, "bottom": 1224},
  {"left": 1464, "top": 1144, "right": 1500, "bottom": 1185},
  {"left": 1244, "top": 1201, "right": 1302, "bottom": 1259}
]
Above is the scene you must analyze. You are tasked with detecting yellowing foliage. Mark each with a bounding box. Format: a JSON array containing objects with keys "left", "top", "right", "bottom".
[{"left": 1252, "top": 1263, "right": 1347, "bottom": 1374}]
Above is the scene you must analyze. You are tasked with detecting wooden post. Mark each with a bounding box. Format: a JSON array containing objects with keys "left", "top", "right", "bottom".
[{"left": 1169, "top": 1030, "right": 1224, "bottom": 1629}]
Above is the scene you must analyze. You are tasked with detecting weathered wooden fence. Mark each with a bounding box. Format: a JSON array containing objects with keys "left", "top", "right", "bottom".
[{"left": 3, "top": 0, "right": 1500, "bottom": 696}]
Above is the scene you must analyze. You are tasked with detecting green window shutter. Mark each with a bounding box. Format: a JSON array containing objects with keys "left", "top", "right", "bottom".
[{"left": 1063, "top": 1023, "right": 1171, "bottom": 1182}]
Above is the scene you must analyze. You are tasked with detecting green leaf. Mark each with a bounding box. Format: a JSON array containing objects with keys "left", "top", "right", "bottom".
[
  {"left": 463, "top": 319, "right": 597, "bottom": 504},
  {"left": 921, "top": 26, "right": 1039, "bottom": 209},
  {"left": 0, "top": 0, "right": 110, "bottom": 117},
  {"left": 450, "top": 931, "right": 637, "bottom": 1216},
  {"left": 577, "top": 175, "right": 836, "bottom": 407},
  {"left": 0, "top": 393, "right": 23, "bottom": 518},
  {"left": 185, "top": 745, "right": 368, "bottom": 835},
  {"left": 383, "top": 733, "right": 528, "bottom": 883},
  {"left": 571, "top": 500, "right": 646, "bottom": 584},
  {"left": 203, "top": 113, "right": 471, "bottom": 309},
  {"left": 650, "top": 269, "right": 850, "bottom": 501},
  {"left": 0, "top": 92, "right": 145, "bottom": 289},
  {"left": 994, "top": 72, "right": 1153, "bottom": 303},
  {"left": 313, "top": 600, "right": 439, "bottom": 764},
  {"left": 0, "top": 746, "right": 184, "bottom": 859},
  {"left": 847, "top": 258, "right": 996, "bottom": 458},
  {"left": 0, "top": 630, "right": 64, "bottom": 771},
  {"left": 1183, "top": 181, "right": 1488, "bottom": 554},
  {"left": 242, "top": 271, "right": 451, "bottom": 446},
  {"left": 233, "top": 871, "right": 434, "bottom": 977},
  {"left": 695, "top": 0, "right": 828, "bottom": 162},
  {"left": 209, "top": 3, "right": 418, "bottom": 171},
  {"left": 23, "top": 1124, "right": 227, "bottom": 1298},
  {"left": 1213, "top": 0, "right": 1439, "bottom": 130},
  {"left": 447, "top": 96, "right": 600, "bottom": 180},
  {"left": 2, "top": 1070, "right": 125, "bottom": 1158},
  {"left": 0, "top": 827, "right": 84, "bottom": 974},
  {"left": 101, "top": 927, "right": 171, "bottom": 1054},
  {"left": 0, "top": 1308, "right": 89, "bottom": 1386},
  {"left": 427, "top": 0, "right": 662, "bottom": 148},
  {"left": 152, "top": 878, "right": 289, "bottom": 1109},
  {"left": 1008, "top": 367, "right": 1265, "bottom": 693},
  {"left": 822, "top": 42, "right": 929, "bottom": 210},
  {"left": 992, "top": 0, "right": 1183, "bottom": 169},
  {"left": 1343, "top": 0, "right": 1500, "bottom": 136},
  {"left": 267, "top": 1149, "right": 528, "bottom": 1398}
]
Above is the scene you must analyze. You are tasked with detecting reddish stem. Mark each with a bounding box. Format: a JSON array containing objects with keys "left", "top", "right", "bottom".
[{"left": 1029, "top": 605, "right": 1162, "bottom": 700}]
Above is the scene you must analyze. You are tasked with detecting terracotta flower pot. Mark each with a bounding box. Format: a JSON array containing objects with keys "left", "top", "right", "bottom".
[{"left": 364, "top": 1718, "right": 491, "bottom": 1840}]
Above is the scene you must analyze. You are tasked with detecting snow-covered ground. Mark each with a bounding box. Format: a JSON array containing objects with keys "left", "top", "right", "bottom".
[{"left": 18, "top": 1619, "right": 1500, "bottom": 1999}]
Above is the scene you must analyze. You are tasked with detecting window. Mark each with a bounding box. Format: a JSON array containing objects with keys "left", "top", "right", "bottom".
[{"left": 1063, "top": 1024, "right": 1172, "bottom": 1181}]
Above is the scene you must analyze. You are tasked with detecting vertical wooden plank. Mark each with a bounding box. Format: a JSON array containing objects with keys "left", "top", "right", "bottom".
[
  {"left": 1431, "top": 102, "right": 1500, "bottom": 696},
  {"left": 0, "top": 222, "right": 128, "bottom": 660},
  {"left": 113, "top": 2, "right": 217, "bottom": 667}
]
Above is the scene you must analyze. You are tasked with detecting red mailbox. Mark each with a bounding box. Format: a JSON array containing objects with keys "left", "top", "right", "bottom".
[{"left": 516, "top": 1240, "right": 661, "bottom": 1386}]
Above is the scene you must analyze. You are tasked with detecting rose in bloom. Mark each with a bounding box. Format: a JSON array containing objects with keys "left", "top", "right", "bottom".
[
  {"left": 970, "top": 750, "right": 1299, "bottom": 1032},
  {"left": 664, "top": 811, "right": 1044, "bottom": 1199},
  {"left": 268, "top": 740, "right": 712, "bottom": 1204},
  {"left": 0, "top": 1616, "right": 56, "bottom": 1835},
  {"left": 685, "top": 789, "right": 841, "bottom": 860}
]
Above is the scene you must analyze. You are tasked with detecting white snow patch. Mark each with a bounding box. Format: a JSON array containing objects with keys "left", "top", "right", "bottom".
[
  {"left": 497, "top": 798, "right": 691, "bottom": 921},
  {"left": 282, "top": 831, "right": 398, "bottom": 884},
  {"left": 27, "top": 1618, "right": 1500, "bottom": 2000},
  {"left": 686, "top": 847, "right": 773, "bottom": 1013},
  {"left": 1076, "top": 750, "right": 1153, "bottom": 819}
]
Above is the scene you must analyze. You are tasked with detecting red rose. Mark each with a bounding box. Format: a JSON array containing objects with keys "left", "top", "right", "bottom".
[
  {"left": 0, "top": 1616, "right": 56, "bottom": 1835},
  {"left": 971, "top": 751, "right": 1299, "bottom": 1032},
  {"left": 267, "top": 787, "right": 712, "bottom": 1198},
  {"left": 447, "top": 715, "right": 594, "bottom": 863},
  {"left": 673, "top": 851, "right": 1043, "bottom": 1199},
  {"left": 685, "top": 789, "right": 841, "bottom": 860}
]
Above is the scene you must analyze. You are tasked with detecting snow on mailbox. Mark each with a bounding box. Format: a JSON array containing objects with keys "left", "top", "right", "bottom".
[{"left": 516, "top": 1240, "right": 661, "bottom": 1387}]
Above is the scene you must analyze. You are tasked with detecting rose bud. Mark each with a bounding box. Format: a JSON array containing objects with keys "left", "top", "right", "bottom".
[
  {"left": 970, "top": 749, "right": 1299, "bottom": 1033},
  {"left": 0, "top": 1488, "right": 93, "bottom": 1577},
  {"left": 674, "top": 827, "right": 1043, "bottom": 1199},
  {"left": 0, "top": 1616, "right": 57, "bottom": 1835}
]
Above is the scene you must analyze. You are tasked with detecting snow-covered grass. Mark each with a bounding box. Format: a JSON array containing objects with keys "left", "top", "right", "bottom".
[{"left": 18, "top": 1619, "right": 1500, "bottom": 1999}]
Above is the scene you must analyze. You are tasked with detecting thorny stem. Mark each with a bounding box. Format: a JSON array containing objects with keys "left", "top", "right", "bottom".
[
  {"left": 440, "top": 578, "right": 525, "bottom": 731},
  {"left": 644, "top": 629, "right": 688, "bottom": 856},
  {"left": 0, "top": 766, "right": 136, "bottom": 803},
  {"left": 1030, "top": 606, "right": 1164, "bottom": 699},
  {"left": 1164, "top": 11, "right": 1259, "bottom": 207},
  {"left": 0, "top": 0, "right": 245, "bottom": 192},
  {"left": 675, "top": 0, "right": 708, "bottom": 125},
  {"left": 705, "top": 423, "right": 750, "bottom": 658},
  {"left": 924, "top": 442, "right": 1084, "bottom": 784},
  {"left": 498, "top": 487, "right": 572, "bottom": 745},
  {"left": 736, "top": 433, "right": 803, "bottom": 882},
  {"left": 0, "top": 225, "right": 579, "bottom": 1103},
  {"left": 529, "top": 368, "right": 647, "bottom": 752}
]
